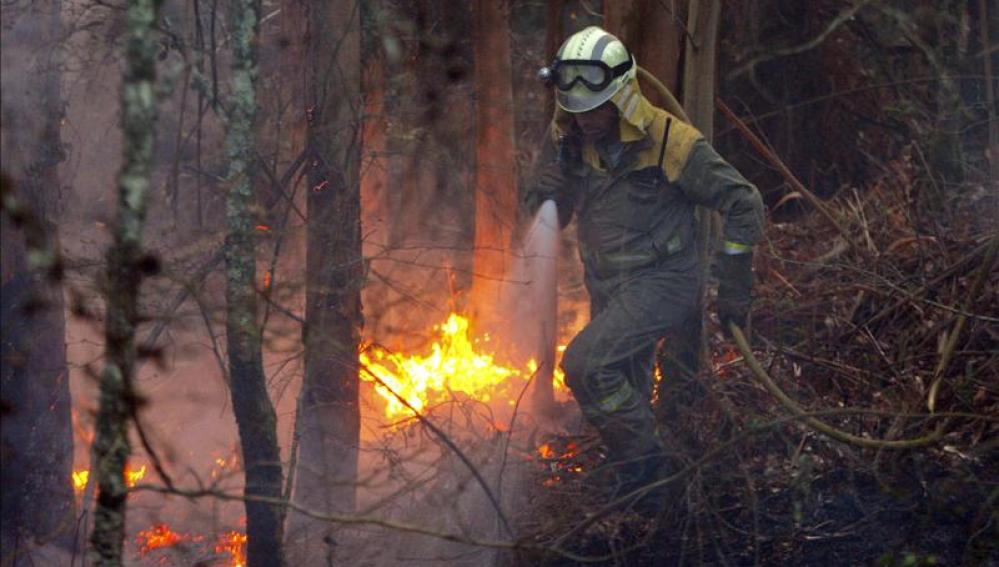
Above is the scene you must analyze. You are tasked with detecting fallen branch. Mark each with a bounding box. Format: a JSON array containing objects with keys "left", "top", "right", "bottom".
[
  {"left": 729, "top": 323, "right": 945, "bottom": 449},
  {"left": 927, "top": 235, "right": 998, "bottom": 411}
]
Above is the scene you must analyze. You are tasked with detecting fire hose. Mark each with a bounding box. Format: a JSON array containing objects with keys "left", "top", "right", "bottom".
[
  {"left": 636, "top": 65, "right": 691, "bottom": 124},
  {"left": 727, "top": 323, "right": 946, "bottom": 449},
  {"left": 727, "top": 235, "right": 998, "bottom": 448}
]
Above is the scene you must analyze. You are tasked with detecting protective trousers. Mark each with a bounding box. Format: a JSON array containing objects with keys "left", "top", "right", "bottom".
[{"left": 561, "top": 263, "right": 700, "bottom": 463}]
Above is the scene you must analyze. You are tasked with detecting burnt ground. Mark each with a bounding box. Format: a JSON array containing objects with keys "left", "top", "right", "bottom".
[{"left": 510, "top": 429, "right": 996, "bottom": 566}]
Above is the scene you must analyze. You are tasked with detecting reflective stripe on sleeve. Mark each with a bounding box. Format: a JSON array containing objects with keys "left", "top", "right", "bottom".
[{"left": 723, "top": 241, "right": 753, "bottom": 255}]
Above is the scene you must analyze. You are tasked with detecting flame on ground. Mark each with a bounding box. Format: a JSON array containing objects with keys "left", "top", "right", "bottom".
[
  {"left": 215, "top": 531, "right": 248, "bottom": 567},
  {"left": 133, "top": 522, "right": 245, "bottom": 566},
  {"left": 360, "top": 313, "right": 567, "bottom": 419},
  {"left": 136, "top": 523, "right": 186, "bottom": 555}
]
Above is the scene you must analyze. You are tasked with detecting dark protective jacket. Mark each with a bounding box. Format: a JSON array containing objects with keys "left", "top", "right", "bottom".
[{"left": 524, "top": 94, "right": 765, "bottom": 292}]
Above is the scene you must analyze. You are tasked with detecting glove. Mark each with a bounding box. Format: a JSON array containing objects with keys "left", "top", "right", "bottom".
[
  {"left": 525, "top": 164, "right": 574, "bottom": 227},
  {"left": 534, "top": 165, "right": 565, "bottom": 199},
  {"left": 717, "top": 250, "right": 753, "bottom": 335}
]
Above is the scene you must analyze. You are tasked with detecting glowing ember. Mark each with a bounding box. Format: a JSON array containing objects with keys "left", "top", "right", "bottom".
[
  {"left": 360, "top": 313, "right": 528, "bottom": 418},
  {"left": 215, "top": 531, "right": 248, "bottom": 567},
  {"left": 210, "top": 452, "right": 240, "bottom": 480},
  {"left": 537, "top": 443, "right": 556, "bottom": 459},
  {"left": 537, "top": 440, "right": 579, "bottom": 460},
  {"left": 136, "top": 523, "right": 186, "bottom": 555},
  {"left": 537, "top": 439, "right": 589, "bottom": 485}
]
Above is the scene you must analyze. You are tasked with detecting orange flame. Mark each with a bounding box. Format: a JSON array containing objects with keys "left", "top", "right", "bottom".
[
  {"left": 136, "top": 523, "right": 186, "bottom": 555},
  {"left": 126, "top": 464, "right": 147, "bottom": 486},
  {"left": 537, "top": 440, "right": 578, "bottom": 460},
  {"left": 360, "top": 313, "right": 527, "bottom": 418},
  {"left": 215, "top": 531, "right": 248, "bottom": 567},
  {"left": 72, "top": 469, "right": 89, "bottom": 493},
  {"left": 537, "top": 443, "right": 556, "bottom": 459},
  {"left": 71, "top": 463, "right": 146, "bottom": 494},
  {"left": 359, "top": 313, "right": 570, "bottom": 420}
]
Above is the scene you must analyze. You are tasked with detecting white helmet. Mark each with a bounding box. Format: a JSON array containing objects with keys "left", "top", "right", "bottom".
[{"left": 541, "top": 26, "right": 636, "bottom": 113}]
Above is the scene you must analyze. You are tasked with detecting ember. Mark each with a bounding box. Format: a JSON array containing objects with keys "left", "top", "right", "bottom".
[
  {"left": 537, "top": 439, "right": 594, "bottom": 486},
  {"left": 210, "top": 453, "right": 240, "bottom": 480}
]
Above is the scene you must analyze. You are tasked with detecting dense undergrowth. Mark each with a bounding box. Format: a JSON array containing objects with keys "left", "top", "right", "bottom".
[{"left": 511, "top": 150, "right": 997, "bottom": 566}]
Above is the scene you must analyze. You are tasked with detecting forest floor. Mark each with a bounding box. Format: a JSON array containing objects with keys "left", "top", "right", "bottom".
[{"left": 513, "top": 373, "right": 995, "bottom": 566}]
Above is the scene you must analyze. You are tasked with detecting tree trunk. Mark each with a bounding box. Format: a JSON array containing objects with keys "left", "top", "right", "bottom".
[
  {"left": 681, "top": 0, "right": 721, "bottom": 378},
  {"left": 648, "top": 0, "right": 722, "bottom": 426},
  {"left": 682, "top": 0, "right": 720, "bottom": 137},
  {"left": 224, "top": 0, "right": 285, "bottom": 565},
  {"left": 0, "top": 1, "right": 73, "bottom": 558},
  {"left": 604, "top": 0, "right": 684, "bottom": 107},
  {"left": 979, "top": 0, "right": 998, "bottom": 182},
  {"left": 88, "top": 0, "right": 161, "bottom": 564},
  {"left": 288, "top": 0, "right": 363, "bottom": 560},
  {"left": 471, "top": 0, "right": 518, "bottom": 310},
  {"left": 359, "top": 0, "right": 391, "bottom": 339}
]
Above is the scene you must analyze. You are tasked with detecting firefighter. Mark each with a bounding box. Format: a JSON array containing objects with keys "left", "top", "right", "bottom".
[{"left": 525, "top": 26, "right": 764, "bottom": 496}]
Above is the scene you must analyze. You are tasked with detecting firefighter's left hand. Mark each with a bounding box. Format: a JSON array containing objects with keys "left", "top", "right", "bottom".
[{"left": 717, "top": 251, "right": 753, "bottom": 336}]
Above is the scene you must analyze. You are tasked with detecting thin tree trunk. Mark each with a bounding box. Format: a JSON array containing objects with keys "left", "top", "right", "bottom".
[
  {"left": 359, "top": 1, "right": 391, "bottom": 338},
  {"left": 978, "top": 0, "right": 998, "bottom": 181},
  {"left": 647, "top": 0, "right": 722, "bottom": 425},
  {"left": 288, "top": 0, "right": 362, "bottom": 561},
  {"left": 604, "top": 0, "right": 684, "bottom": 107},
  {"left": 682, "top": 0, "right": 722, "bottom": 376},
  {"left": 89, "top": 0, "right": 161, "bottom": 564},
  {"left": 682, "top": 0, "right": 720, "bottom": 137},
  {"left": 471, "top": 0, "right": 518, "bottom": 309},
  {"left": 224, "top": 0, "right": 285, "bottom": 565}
]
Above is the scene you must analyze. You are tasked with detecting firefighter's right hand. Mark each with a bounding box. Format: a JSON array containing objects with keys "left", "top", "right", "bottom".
[
  {"left": 526, "top": 164, "right": 574, "bottom": 227},
  {"left": 534, "top": 165, "right": 566, "bottom": 200}
]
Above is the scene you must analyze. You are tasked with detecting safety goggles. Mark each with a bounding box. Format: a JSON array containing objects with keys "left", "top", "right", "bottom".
[{"left": 549, "top": 54, "right": 633, "bottom": 92}]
